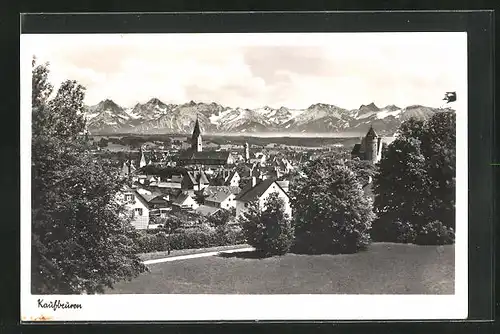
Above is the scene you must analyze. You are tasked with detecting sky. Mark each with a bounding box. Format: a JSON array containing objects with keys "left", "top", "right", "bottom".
[{"left": 22, "top": 33, "right": 467, "bottom": 110}]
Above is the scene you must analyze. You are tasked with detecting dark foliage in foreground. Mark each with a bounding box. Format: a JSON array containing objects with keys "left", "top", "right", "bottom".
[
  {"left": 31, "top": 59, "right": 147, "bottom": 294},
  {"left": 239, "top": 193, "right": 295, "bottom": 256},
  {"left": 372, "top": 112, "right": 456, "bottom": 245},
  {"left": 290, "top": 158, "right": 375, "bottom": 255}
]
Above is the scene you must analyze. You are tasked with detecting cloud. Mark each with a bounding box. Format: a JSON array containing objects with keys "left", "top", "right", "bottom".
[
  {"left": 24, "top": 33, "right": 467, "bottom": 110},
  {"left": 243, "top": 46, "right": 333, "bottom": 85}
]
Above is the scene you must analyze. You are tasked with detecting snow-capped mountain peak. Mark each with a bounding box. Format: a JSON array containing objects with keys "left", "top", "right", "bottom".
[{"left": 84, "top": 98, "right": 454, "bottom": 135}]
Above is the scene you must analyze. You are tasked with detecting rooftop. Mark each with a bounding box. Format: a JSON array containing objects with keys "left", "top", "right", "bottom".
[
  {"left": 235, "top": 179, "right": 287, "bottom": 203},
  {"left": 203, "top": 186, "right": 241, "bottom": 203}
]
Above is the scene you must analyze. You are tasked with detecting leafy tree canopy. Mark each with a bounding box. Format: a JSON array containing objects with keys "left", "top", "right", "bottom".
[
  {"left": 373, "top": 111, "right": 456, "bottom": 232},
  {"left": 31, "top": 59, "right": 147, "bottom": 294},
  {"left": 239, "top": 193, "right": 294, "bottom": 256},
  {"left": 290, "top": 158, "right": 375, "bottom": 254}
]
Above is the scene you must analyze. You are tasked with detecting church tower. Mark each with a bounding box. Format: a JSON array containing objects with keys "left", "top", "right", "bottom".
[
  {"left": 244, "top": 142, "right": 250, "bottom": 162},
  {"left": 364, "top": 125, "right": 378, "bottom": 163},
  {"left": 139, "top": 146, "right": 148, "bottom": 168},
  {"left": 191, "top": 117, "right": 202, "bottom": 152}
]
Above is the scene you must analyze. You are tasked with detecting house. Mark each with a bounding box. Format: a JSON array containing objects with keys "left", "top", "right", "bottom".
[
  {"left": 225, "top": 170, "right": 240, "bottom": 187},
  {"left": 276, "top": 180, "right": 290, "bottom": 193},
  {"left": 249, "top": 152, "right": 266, "bottom": 166},
  {"left": 119, "top": 184, "right": 181, "bottom": 229},
  {"left": 133, "top": 174, "right": 149, "bottom": 185},
  {"left": 235, "top": 178, "right": 291, "bottom": 218},
  {"left": 194, "top": 205, "right": 221, "bottom": 217},
  {"left": 239, "top": 163, "right": 266, "bottom": 179},
  {"left": 120, "top": 160, "right": 136, "bottom": 178},
  {"left": 202, "top": 186, "right": 241, "bottom": 210},
  {"left": 154, "top": 174, "right": 183, "bottom": 189},
  {"left": 135, "top": 188, "right": 170, "bottom": 209},
  {"left": 172, "top": 192, "right": 199, "bottom": 210},
  {"left": 182, "top": 169, "right": 210, "bottom": 191},
  {"left": 214, "top": 169, "right": 241, "bottom": 187},
  {"left": 119, "top": 187, "right": 150, "bottom": 230},
  {"left": 277, "top": 159, "right": 293, "bottom": 174}
]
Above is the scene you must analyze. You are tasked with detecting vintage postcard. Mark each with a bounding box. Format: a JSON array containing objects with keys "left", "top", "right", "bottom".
[{"left": 21, "top": 31, "right": 468, "bottom": 321}]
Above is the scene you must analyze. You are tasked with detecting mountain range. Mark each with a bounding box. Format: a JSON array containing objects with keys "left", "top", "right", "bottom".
[{"left": 83, "top": 98, "right": 454, "bottom": 136}]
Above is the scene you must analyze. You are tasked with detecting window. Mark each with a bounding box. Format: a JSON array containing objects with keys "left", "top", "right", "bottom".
[
  {"left": 125, "top": 194, "right": 134, "bottom": 202},
  {"left": 135, "top": 208, "right": 143, "bottom": 216}
]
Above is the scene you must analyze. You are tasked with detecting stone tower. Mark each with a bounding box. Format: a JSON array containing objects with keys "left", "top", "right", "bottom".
[
  {"left": 364, "top": 125, "right": 378, "bottom": 163},
  {"left": 191, "top": 117, "right": 202, "bottom": 152},
  {"left": 244, "top": 142, "right": 250, "bottom": 162}
]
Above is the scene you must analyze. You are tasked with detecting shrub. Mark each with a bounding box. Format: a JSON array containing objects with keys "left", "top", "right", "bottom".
[
  {"left": 371, "top": 217, "right": 454, "bottom": 245},
  {"left": 370, "top": 219, "right": 417, "bottom": 244},
  {"left": 136, "top": 227, "right": 245, "bottom": 253},
  {"left": 207, "top": 208, "right": 235, "bottom": 228},
  {"left": 240, "top": 193, "right": 295, "bottom": 256},
  {"left": 414, "top": 220, "right": 455, "bottom": 245}
]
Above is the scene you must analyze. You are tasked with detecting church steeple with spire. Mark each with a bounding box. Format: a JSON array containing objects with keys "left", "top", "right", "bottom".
[{"left": 191, "top": 116, "right": 202, "bottom": 152}]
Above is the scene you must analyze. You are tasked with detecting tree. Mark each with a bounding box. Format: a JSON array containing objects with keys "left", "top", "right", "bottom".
[
  {"left": 291, "top": 158, "right": 375, "bottom": 254},
  {"left": 345, "top": 158, "right": 377, "bottom": 186},
  {"left": 239, "top": 193, "right": 295, "bottom": 256},
  {"left": 207, "top": 208, "right": 234, "bottom": 229},
  {"left": 194, "top": 190, "right": 209, "bottom": 206},
  {"left": 31, "top": 60, "right": 147, "bottom": 294},
  {"left": 372, "top": 111, "right": 456, "bottom": 243}
]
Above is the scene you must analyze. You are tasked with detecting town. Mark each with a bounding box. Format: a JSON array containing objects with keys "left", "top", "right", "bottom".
[{"left": 112, "top": 118, "right": 391, "bottom": 231}]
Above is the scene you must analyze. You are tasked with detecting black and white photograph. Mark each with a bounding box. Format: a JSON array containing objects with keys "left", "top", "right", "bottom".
[{"left": 21, "top": 31, "right": 468, "bottom": 321}]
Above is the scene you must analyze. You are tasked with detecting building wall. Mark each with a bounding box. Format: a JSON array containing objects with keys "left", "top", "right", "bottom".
[
  {"left": 221, "top": 194, "right": 236, "bottom": 209},
  {"left": 178, "top": 195, "right": 199, "bottom": 209},
  {"left": 124, "top": 193, "right": 150, "bottom": 229},
  {"left": 157, "top": 182, "right": 182, "bottom": 189},
  {"left": 206, "top": 194, "right": 236, "bottom": 209},
  {"left": 228, "top": 174, "right": 240, "bottom": 187},
  {"left": 196, "top": 135, "right": 202, "bottom": 152}
]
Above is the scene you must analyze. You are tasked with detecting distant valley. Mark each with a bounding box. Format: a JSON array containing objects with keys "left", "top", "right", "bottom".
[{"left": 84, "top": 98, "right": 454, "bottom": 136}]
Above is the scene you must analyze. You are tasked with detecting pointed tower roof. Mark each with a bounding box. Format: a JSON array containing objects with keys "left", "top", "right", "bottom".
[
  {"left": 366, "top": 125, "right": 378, "bottom": 139},
  {"left": 192, "top": 116, "right": 201, "bottom": 139}
]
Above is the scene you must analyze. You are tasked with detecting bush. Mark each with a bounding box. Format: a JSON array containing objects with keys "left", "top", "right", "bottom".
[
  {"left": 207, "top": 208, "right": 235, "bottom": 228},
  {"left": 370, "top": 219, "right": 417, "bottom": 244},
  {"left": 414, "top": 220, "right": 455, "bottom": 245},
  {"left": 371, "top": 217, "right": 454, "bottom": 245},
  {"left": 136, "top": 227, "right": 245, "bottom": 253},
  {"left": 240, "top": 193, "right": 295, "bottom": 256}
]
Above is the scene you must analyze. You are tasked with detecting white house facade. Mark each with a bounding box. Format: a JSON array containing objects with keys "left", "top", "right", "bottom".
[
  {"left": 235, "top": 179, "right": 291, "bottom": 218},
  {"left": 120, "top": 189, "right": 150, "bottom": 229}
]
